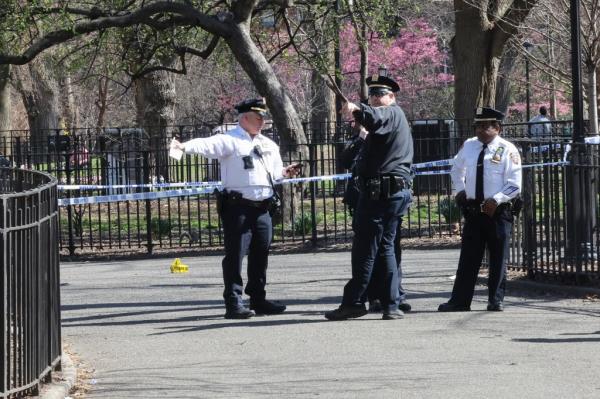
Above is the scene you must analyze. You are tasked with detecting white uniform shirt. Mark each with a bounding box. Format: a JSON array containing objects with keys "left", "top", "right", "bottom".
[
  {"left": 451, "top": 135, "right": 522, "bottom": 204},
  {"left": 183, "top": 125, "right": 284, "bottom": 201}
]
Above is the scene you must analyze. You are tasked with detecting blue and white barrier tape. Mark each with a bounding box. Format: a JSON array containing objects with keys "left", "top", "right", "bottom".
[
  {"left": 59, "top": 181, "right": 222, "bottom": 191},
  {"left": 59, "top": 185, "right": 219, "bottom": 206},
  {"left": 57, "top": 160, "right": 570, "bottom": 207}
]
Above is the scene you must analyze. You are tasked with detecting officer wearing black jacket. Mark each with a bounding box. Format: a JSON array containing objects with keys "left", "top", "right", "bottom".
[
  {"left": 326, "top": 70, "right": 414, "bottom": 321},
  {"left": 340, "top": 125, "right": 411, "bottom": 314}
]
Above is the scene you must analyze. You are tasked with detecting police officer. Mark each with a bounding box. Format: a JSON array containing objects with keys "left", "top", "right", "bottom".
[
  {"left": 171, "top": 98, "right": 301, "bottom": 319},
  {"left": 325, "top": 70, "right": 414, "bottom": 321},
  {"left": 340, "top": 124, "right": 411, "bottom": 314},
  {"left": 438, "top": 107, "right": 522, "bottom": 312}
]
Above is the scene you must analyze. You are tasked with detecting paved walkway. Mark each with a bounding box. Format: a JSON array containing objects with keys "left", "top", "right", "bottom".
[{"left": 60, "top": 249, "right": 600, "bottom": 398}]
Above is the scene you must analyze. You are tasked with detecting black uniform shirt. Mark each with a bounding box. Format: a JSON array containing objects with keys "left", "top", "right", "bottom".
[{"left": 353, "top": 103, "right": 414, "bottom": 180}]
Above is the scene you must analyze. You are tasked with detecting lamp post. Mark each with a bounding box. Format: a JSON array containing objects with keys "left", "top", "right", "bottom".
[{"left": 523, "top": 41, "right": 534, "bottom": 122}]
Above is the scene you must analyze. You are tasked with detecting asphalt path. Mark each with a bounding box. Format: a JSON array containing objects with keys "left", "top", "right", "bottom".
[{"left": 60, "top": 249, "right": 600, "bottom": 398}]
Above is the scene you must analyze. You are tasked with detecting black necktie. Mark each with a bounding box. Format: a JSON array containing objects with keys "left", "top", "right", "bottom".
[{"left": 475, "top": 144, "right": 487, "bottom": 202}]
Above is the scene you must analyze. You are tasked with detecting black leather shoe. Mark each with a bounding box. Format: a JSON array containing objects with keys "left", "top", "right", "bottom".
[
  {"left": 487, "top": 302, "right": 504, "bottom": 311},
  {"left": 324, "top": 304, "right": 368, "bottom": 321},
  {"left": 398, "top": 301, "right": 412, "bottom": 312},
  {"left": 224, "top": 306, "right": 255, "bottom": 319},
  {"left": 249, "top": 299, "right": 286, "bottom": 315},
  {"left": 438, "top": 302, "right": 471, "bottom": 312},
  {"left": 382, "top": 309, "right": 404, "bottom": 320},
  {"left": 368, "top": 299, "right": 382, "bottom": 313}
]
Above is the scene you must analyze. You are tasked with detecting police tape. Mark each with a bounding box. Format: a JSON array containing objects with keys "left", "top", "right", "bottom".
[
  {"left": 58, "top": 181, "right": 222, "bottom": 191},
  {"left": 59, "top": 185, "right": 219, "bottom": 206},
  {"left": 57, "top": 160, "right": 570, "bottom": 207},
  {"left": 57, "top": 159, "right": 454, "bottom": 191}
]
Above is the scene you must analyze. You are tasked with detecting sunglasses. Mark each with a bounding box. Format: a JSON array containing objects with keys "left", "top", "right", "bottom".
[{"left": 369, "top": 92, "right": 389, "bottom": 98}]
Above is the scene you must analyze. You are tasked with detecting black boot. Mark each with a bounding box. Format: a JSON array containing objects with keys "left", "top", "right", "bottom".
[
  {"left": 250, "top": 299, "right": 287, "bottom": 315},
  {"left": 324, "top": 304, "right": 368, "bottom": 321},
  {"left": 224, "top": 306, "right": 255, "bottom": 319},
  {"left": 438, "top": 302, "right": 471, "bottom": 312}
]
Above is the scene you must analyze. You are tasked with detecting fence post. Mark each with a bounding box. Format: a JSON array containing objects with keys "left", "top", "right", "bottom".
[
  {"left": 65, "top": 151, "right": 76, "bottom": 257},
  {"left": 143, "top": 152, "right": 153, "bottom": 254},
  {"left": 521, "top": 144, "right": 536, "bottom": 277},
  {"left": 309, "top": 143, "right": 318, "bottom": 247}
]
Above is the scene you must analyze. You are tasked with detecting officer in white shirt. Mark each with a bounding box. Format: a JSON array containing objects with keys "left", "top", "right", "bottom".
[
  {"left": 439, "top": 107, "right": 522, "bottom": 312},
  {"left": 171, "top": 98, "right": 301, "bottom": 319}
]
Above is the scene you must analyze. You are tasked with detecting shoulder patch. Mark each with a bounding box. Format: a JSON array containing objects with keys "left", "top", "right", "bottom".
[{"left": 510, "top": 152, "right": 521, "bottom": 165}]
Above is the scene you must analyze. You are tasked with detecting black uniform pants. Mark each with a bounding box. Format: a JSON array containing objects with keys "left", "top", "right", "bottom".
[
  {"left": 366, "top": 217, "right": 406, "bottom": 303},
  {"left": 342, "top": 189, "right": 411, "bottom": 313},
  {"left": 449, "top": 207, "right": 513, "bottom": 307},
  {"left": 221, "top": 204, "right": 272, "bottom": 309}
]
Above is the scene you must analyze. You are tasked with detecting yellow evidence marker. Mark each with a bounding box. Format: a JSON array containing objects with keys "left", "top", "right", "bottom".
[{"left": 170, "top": 258, "right": 189, "bottom": 273}]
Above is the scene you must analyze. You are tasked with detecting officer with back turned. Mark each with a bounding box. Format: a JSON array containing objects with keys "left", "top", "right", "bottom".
[
  {"left": 438, "top": 107, "right": 522, "bottom": 312},
  {"left": 170, "top": 98, "right": 302, "bottom": 319},
  {"left": 325, "top": 69, "right": 414, "bottom": 321}
]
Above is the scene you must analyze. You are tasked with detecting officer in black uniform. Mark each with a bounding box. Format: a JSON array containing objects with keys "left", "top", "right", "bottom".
[
  {"left": 171, "top": 98, "right": 302, "bottom": 319},
  {"left": 438, "top": 107, "right": 522, "bottom": 312},
  {"left": 325, "top": 70, "right": 414, "bottom": 321},
  {"left": 340, "top": 123, "right": 411, "bottom": 314}
]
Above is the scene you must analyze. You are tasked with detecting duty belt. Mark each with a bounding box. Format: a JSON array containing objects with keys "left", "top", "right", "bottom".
[
  {"left": 463, "top": 199, "right": 511, "bottom": 216},
  {"left": 356, "top": 175, "right": 410, "bottom": 200},
  {"left": 227, "top": 191, "right": 272, "bottom": 211}
]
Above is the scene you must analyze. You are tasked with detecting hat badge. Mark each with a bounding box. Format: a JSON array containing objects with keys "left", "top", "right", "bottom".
[{"left": 371, "top": 74, "right": 379, "bottom": 82}]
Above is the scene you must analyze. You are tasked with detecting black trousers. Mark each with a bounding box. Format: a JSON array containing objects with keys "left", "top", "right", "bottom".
[
  {"left": 366, "top": 219, "right": 406, "bottom": 303},
  {"left": 221, "top": 204, "right": 272, "bottom": 309},
  {"left": 449, "top": 208, "right": 513, "bottom": 307},
  {"left": 342, "top": 189, "right": 411, "bottom": 313}
]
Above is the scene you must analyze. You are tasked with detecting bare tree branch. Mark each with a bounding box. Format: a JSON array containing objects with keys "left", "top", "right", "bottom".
[{"left": 0, "top": 2, "right": 231, "bottom": 65}]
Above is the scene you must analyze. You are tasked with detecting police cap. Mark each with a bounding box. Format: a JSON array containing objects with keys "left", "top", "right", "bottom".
[
  {"left": 473, "top": 107, "right": 504, "bottom": 123},
  {"left": 366, "top": 74, "right": 400, "bottom": 96},
  {"left": 235, "top": 98, "right": 268, "bottom": 116}
]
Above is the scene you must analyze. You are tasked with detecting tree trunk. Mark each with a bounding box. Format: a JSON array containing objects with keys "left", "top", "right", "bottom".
[
  {"left": 495, "top": 43, "right": 518, "bottom": 115},
  {"left": 59, "top": 74, "right": 79, "bottom": 129},
  {"left": 96, "top": 77, "right": 109, "bottom": 128},
  {"left": 453, "top": 1, "right": 517, "bottom": 134},
  {"left": 587, "top": 66, "right": 598, "bottom": 135},
  {"left": 310, "top": 70, "right": 336, "bottom": 141},
  {"left": 12, "top": 57, "right": 60, "bottom": 161},
  {"left": 0, "top": 65, "right": 11, "bottom": 156},
  {"left": 226, "top": 24, "right": 309, "bottom": 225},
  {"left": 134, "top": 60, "right": 177, "bottom": 181}
]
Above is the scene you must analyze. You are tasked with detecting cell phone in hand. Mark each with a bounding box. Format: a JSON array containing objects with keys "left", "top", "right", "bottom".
[{"left": 290, "top": 162, "right": 304, "bottom": 170}]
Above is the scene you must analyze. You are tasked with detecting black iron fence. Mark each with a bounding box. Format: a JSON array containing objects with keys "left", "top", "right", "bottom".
[
  {"left": 1, "top": 168, "right": 60, "bottom": 398},
  {"left": 0, "top": 119, "right": 598, "bottom": 280}
]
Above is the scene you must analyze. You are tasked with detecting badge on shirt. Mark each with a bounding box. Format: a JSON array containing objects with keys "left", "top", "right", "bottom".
[{"left": 491, "top": 146, "right": 505, "bottom": 163}]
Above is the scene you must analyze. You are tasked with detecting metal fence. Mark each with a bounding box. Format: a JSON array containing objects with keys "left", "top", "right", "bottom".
[
  {"left": 1, "top": 168, "right": 60, "bottom": 398},
  {"left": 1, "top": 119, "right": 599, "bottom": 281}
]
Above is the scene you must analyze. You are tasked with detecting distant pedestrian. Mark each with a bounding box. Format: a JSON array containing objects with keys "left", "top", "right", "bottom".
[
  {"left": 438, "top": 107, "right": 522, "bottom": 312},
  {"left": 529, "top": 106, "right": 552, "bottom": 137}
]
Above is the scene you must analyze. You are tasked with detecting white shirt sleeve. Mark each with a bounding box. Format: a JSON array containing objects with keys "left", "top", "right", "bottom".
[
  {"left": 183, "top": 135, "right": 235, "bottom": 159},
  {"left": 272, "top": 151, "right": 284, "bottom": 180},
  {"left": 450, "top": 145, "right": 467, "bottom": 195},
  {"left": 492, "top": 146, "right": 522, "bottom": 204}
]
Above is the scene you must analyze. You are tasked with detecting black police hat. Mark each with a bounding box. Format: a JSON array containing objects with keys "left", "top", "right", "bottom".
[
  {"left": 473, "top": 107, "right": 504, "bottom": 122},
  {"left": 235, "top": 98, "right": 268, "bottom": 116},
  {"left": 366, "top": 73, "right": 400, "bottom": 95}
]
